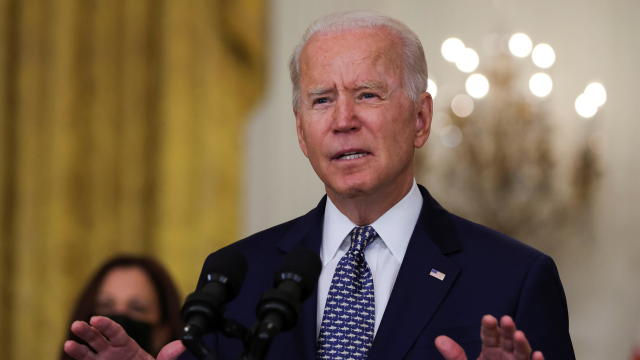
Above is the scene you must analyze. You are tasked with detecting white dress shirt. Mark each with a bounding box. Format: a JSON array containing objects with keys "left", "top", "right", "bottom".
[{"left": 316, "top": 180, "right": 423, "bottom": 336}]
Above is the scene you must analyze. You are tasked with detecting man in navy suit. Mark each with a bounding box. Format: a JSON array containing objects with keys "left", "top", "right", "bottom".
[{"left": 64, "top": 10, "right": 574, "bottom": 360}]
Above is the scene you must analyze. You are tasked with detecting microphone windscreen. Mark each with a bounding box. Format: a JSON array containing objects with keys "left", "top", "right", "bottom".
[
  {"left": 201, "top": 248, "right": 248, "bottom": 298},
  {"left": 277, "top": 247, "right": 322, "bottom": 299}
]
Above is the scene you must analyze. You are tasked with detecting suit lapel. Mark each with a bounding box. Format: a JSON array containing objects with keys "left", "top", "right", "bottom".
[
  {"left": 276, "top": 196, "right": 326, "bottom": 360},
  {"left": 369, "top": 186, "right": 462, "bottom": 360},
  {"left": 273, "top": 187, "right": 461, "bottom": 360}
]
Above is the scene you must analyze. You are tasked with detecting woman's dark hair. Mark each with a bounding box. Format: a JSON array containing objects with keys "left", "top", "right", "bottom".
[{"left": 60, "top": 255, "right": 183, "bottom": 359}]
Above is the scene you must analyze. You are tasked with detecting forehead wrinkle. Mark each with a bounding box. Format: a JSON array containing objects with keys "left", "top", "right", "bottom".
[
  {"left": 308, "top": 87, "right": 335, "bottom": 96},
  {"left": 355, "top": 80, "right": 387, "bottom": 90},
  {"left": 300, "top": 32, "right": 405, "bottom": 98}
]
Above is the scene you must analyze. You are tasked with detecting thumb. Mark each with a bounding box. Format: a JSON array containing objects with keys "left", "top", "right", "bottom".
[
  {"left": 157, "top": 340, "right": 186, "bottom": 360},
  {"left": 435, "top": 335, "right": 467, "bottom": 360}
]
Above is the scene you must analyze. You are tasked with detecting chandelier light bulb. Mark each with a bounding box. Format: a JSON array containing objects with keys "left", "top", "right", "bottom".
[
  {"left": 509, "top": 32, "right": 533, "bottom": 58},
  {"left": 455, "top": 47, "right": 479, "bottom": 73},
  {"left": 427, "top": 78, "right": 438, "bottom": 99},
  {"left": 465, "top": 73, "right": 490, "bottom": 99},
  {"left": 584, "top": 82, "right": 607, "bottom": 107},
  {"left": 441, "top": 37, "right": 466, "bottom": 63},
  {"left": 451, "top": 94, "right": 474, "bottom": 117},
  {"left": 529, "top": 72, "right": 553, "bottom": 97},
  {"left": 575, "top": 93, "right": 599, "bottom": 118},
  {"left": 531, "top": 43, "right": 556, "bottom": 69}
]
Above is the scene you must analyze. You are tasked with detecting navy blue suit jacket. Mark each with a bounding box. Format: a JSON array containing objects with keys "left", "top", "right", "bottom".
[{"left": 188, "top": 185, "right": 575, "bottom": 359}]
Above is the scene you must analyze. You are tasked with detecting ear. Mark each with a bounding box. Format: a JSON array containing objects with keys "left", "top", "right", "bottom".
[
  {"left": 414, "top": 91, "right": 432, "bottom": 148},
  {"left": 294, "top": 108, "right": 310, "bottom": 158}
]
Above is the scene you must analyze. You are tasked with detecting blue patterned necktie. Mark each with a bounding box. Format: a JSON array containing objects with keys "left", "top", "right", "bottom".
[{"left": 317, "top": 225, "right": 377, "bottom": 360}]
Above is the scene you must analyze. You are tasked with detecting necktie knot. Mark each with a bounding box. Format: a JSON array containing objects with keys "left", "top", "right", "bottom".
[{"left": 349, "top": 225, "right": 377, "bottom": 255}]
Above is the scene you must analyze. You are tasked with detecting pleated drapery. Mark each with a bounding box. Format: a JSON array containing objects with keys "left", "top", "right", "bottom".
[{"left": 0, "top": 1, "right": 265, "bottom": 359}]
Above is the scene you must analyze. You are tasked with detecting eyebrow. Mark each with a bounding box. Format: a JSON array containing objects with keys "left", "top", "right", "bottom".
[
  {"left": 307, "top": 87, "right": 335, "bottom": 97},
  {"left": 356, "top": 81, "right": 392, "bottom": 99},
  {"left": 355, "top": 81, "right": 387, "bottom": 91},
  {"left": 308, "top": 82, "right": 387, "bottom": 94}
]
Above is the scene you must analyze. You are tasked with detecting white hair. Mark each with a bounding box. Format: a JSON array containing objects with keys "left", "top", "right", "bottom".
[{"left": 289, "top": 10, "right": 428, "bottom": 109}]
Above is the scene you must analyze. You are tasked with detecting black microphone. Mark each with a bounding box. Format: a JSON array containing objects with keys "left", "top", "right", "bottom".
[
  {"left": 245, "top": 247, "right": 322, "bottom": 359},
  {"left": 181, "top": 248, "right": 247, "bottom": 359}
]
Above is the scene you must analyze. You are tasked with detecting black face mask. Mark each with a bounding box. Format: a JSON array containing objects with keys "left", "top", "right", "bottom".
[{"left": 106, "top": 314, "right": 153, "bottom": 352}]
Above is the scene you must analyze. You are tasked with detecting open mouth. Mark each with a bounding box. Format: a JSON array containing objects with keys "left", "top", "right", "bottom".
[{"left": 333, "top": 151, "right": 371, "bottom": 160}]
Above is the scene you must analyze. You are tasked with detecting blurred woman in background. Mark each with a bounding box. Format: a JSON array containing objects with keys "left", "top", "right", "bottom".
[{"left": 59, "top": 255, "right": 183, "bottom": 359}]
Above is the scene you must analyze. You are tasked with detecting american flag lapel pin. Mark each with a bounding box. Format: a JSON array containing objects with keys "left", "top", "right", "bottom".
[{"left": 429, "top": 268, "right": 446, "bottom": 281}]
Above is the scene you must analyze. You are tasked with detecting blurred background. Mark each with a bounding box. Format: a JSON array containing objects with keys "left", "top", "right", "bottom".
[{"left": 1, "top": 0, "right": 639, "bottom": 359}]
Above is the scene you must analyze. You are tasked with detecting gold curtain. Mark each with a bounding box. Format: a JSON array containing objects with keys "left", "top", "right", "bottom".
[{"left": 0, "top": 0, "right": 265, "bottom": 359}]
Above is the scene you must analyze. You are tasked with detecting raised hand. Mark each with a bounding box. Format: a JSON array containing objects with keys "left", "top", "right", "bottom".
[
  {"left": 64, "top": 316, "right": 185, "bottom": 360},
  {"left": 435, "top": 315, "right": 544, "bottom": 360}
]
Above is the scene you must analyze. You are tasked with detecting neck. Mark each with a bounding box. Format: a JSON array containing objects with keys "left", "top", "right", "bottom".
[{"left": 327, "top": 178, "right": 414, "bottom": 226}]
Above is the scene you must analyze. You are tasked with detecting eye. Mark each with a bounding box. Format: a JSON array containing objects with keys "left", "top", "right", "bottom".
[
  {"left": 131, "top": 304, "right": 149, "bottom": 314},
  {"left": 312, "top": 97, "right": 330, "bottom": 105},
  {"left": 128, "top": 300, "right": 150, "bottom": 315},
  {"left": 358, "top": 92, "right": 379, "bottom": 100}
]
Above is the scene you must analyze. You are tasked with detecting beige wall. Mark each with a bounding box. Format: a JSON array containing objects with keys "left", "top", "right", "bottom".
[{"left": 244, "top": 1, "right": 640, "bottom": 359}]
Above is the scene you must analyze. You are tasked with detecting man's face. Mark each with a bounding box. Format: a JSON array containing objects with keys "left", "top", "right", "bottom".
[{"left": 295, "top": 28, "right": 432, "bottom": 200}]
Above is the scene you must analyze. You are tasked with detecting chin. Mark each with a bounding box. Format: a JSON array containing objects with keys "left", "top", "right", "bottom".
[{"left": 327, "top": 178, "right": 375, "bottom": 199}]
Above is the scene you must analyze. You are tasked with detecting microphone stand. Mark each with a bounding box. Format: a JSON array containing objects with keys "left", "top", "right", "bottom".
[
  {"left": 238, "top": 314, "right": 284, "bottom": 360},
  {"left": 238, "top": 249, "right": 321, "bottom": 360},
  {"left": 183, "top": 318, "right": 252, "bottom": 360},
  {"left": 181, "top": 313, "right": 217, "bottom": 360},
  {"left": 184, "top": 248, "right": 320, "bottom": 360},
  {"left": 238, "top": 287, "right": 301, "bottom": 360},
  {"left": 181, "top": 326, "right": 217, "bottom": 360}
]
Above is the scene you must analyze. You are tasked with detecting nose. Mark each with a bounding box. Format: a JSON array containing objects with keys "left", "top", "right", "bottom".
[
  {"left": 111, "top": 302, "right": 128, "bottom": 315},
  {"left": 332, "top": 96, "right": 360, "bottom": 134}
]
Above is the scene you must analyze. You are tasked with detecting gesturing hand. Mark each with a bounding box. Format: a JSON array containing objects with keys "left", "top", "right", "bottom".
[
  {"left": 64, "top": 316, "right": 185, "bottom": 360},
  {"left": 435, "top": 315, "right": 544, "bottom": 360}
]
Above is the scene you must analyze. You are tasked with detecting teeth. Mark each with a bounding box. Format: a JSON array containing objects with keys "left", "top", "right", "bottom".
[{"left": 339, "top": 152, "right": 367, "bottom": 160}]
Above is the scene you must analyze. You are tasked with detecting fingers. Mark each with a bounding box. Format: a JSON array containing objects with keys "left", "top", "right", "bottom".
[
  {"left": 63, "top": 340, "right": 96, "bottom": 360},
  {"left": 478, "top": 314, "right": 544, "bottom": 360},
  {"left": 480, "top": 314, "right": 500, "bottom": 348},
  {"left": 532, "top": 350, "right": 545, "bottom": 360},
  {"left": 67, "top": 317, "right": 150, "bottom": 360},
  {"left": 513, "top": 330, "right": 533, "bottom": 360},
  {"left": 157, "top": 340, "right": 187, "bottom": 360},
  {"left": 89, "top": 316, "right": 131, "bottom": 347},
  {"left": 434, "top": 335, "right": 468, "bottom": 360},
  {"left": 499, "top": 315, "right": 516, "bottom": 352},
  {"left": 70, "top": 320, "right": 110, "bottom": 353}
]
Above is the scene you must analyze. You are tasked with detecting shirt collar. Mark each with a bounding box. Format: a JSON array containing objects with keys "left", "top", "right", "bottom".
[
  {"left": 321, "top": 196, "right": 356, "bottom": 265},
  {"left": 321, "top": 180, "right": 423, "bottom": 264}
]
